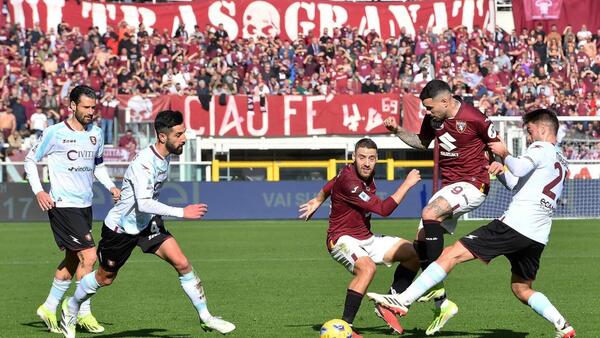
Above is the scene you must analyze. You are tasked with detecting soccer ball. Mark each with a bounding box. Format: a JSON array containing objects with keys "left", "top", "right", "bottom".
[{"left": 319, "top": 319, "right": 352, "bottom": 338}]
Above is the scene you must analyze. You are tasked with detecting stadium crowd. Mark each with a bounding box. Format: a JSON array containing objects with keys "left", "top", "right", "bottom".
[{"left": 0, "top": 19, "right": 599, "bottom": 159}]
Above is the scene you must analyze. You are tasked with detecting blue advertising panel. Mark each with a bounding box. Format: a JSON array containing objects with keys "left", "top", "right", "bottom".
[{"left": 0, "top": 180, "right": 433, "bottom": 221}]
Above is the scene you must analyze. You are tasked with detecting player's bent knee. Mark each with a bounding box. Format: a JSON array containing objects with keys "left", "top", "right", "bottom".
[
  {"left": 172, "top": 257, "right": 191, "bottom": 274},
  {"left": 353, "top": 257, "right": 376, "bottom": 278},
  {"left": 78, "top": 249, "right": 97, "bottom": 268}
]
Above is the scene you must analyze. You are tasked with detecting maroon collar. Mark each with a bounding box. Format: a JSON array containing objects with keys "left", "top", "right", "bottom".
[{"left": 150, "top": 145, "right": 165, "bottom": 160}]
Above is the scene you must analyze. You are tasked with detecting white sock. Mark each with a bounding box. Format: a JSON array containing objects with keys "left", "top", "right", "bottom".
[
  {"left": 527, "top": 292, "right": 566, "bottom": 330},
  {"left": 43, "top": 278, "right": 71, "bottom": 312},
  {"left": 179, "top": 271, "right": 212, "bottom": 322},
  {"left": 400, "top": 262, "right": 447, "bottom": 306},
  {"left": 76, "top": 281, "right": 92, "bottom": 316},
  {"left": 68, "top": 272, "right": 101, "bottom": 316}
]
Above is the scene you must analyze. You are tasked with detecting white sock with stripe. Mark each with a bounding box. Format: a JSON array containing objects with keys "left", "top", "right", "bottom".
[
  {"left": 527, "top": 292, "right": 566, "bottom": 330},
  {"left": 180, "top": 271, "right": 212, "bottom": 322},
  {"left": 398, "top": 262, "right": 447, "bottom": 306},
  {"left": 43, "top": 278, "right": 71, "bottom": 312}
]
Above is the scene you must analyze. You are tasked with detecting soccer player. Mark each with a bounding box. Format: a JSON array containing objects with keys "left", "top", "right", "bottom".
[
  {"left": 59, "top": 110, "right": 235, "bottom": 338},
  {"left": 24, "top": 85, "right": 120, "bottom": 334},
  {"left": 382, "top": 79, "right": 503, "bottom": 334},
  {"left": 299, "top": 138, "right": 422, "bottom": 337},
  {"left": 368, "top": 109, "right": 576, "bottom": 338}
]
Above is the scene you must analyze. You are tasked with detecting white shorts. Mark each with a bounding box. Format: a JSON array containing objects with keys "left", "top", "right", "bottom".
[
  {"left": 418, "top": 182, "right": 487, "bottom": 234},
  {"left": 329, "top": 234, "right": 402, "bottom": 273}
]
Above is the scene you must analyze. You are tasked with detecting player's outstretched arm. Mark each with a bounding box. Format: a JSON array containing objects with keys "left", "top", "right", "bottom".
[
  {"left": 389, "top": 169, "right": 421, "bottom": 204},
  {"left": 182, "top": 204, "right": 208, "bottom": 219},
  {"left": 357, "top": 169, "right": 421, "bottom": 217},
  {"left": 383, "top": 117, "right": 430, "bottom": 150},
  {"left": 488, "top": 141, "right": 535, "bottom": 177},
  {"left": 299, "top": 178, "right": 335, "bottom": 221}
]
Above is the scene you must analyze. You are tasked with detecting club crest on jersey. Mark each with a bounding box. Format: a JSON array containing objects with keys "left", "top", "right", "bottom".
[
  {"left": 456, "top": 121, "right": 467, "bottom": 133},
  {"left": 90, "top": 136, "right": 97, "bottom": 145}
]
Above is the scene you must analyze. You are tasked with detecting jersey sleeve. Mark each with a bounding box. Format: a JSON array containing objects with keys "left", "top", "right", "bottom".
[
  {"left": 476, "top": 116, "right": 500, "bottom": 143},
  {"left": 521, "top": 142, "right": 547, "bottom": 167},
  {"left": 31, "top": 127, "right": 57, "bottom": 161},
  {"left": 94, "top": 130, "right": 105, "bottom": 165},
  {"left": 336, "top": 177, "right": 398, "bottom": 216}
]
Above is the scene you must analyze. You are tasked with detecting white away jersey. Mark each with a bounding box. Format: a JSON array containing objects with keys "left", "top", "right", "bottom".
[
  {"left": 26, "top": 121, "right": 105, "bottom": 207},
  {"left": 104, "top": 145, "right": 170, "bottom": 234},
  {"left": 501, "top": 141, "right": 568, "bottom": 245}
]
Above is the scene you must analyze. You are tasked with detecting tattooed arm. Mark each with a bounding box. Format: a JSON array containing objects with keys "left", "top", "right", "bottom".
[{"left": 383, "top": 117, "right": 432, "bottom": 150}]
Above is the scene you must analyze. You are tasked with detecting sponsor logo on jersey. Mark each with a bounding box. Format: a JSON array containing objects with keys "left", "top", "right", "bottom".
[
  {"left": 359, "top": 191, "right": 371, "bottom": 202},
  {"left": 68, "top": 166, "right": 93, "bottom": 172},
  {"left": 440, "top": 151, "right": 459, "bottom": 157},
  {"left": 70, "top": 235, "right": 81, "bottom": 244},
  {"left": 67, "top": 149, "right": 96, "bottom": 161},
  {"left": 90, "top": 136, "right": 97, "bottom": 145},
  {"left": 438, "top": 132, "right": 457, "bottom": 151},
  {"left": 351, "top": 186, "right": 359, "bottom": 193},
  {"left": 464, "top": 234, "right": 478, "bottom": 240},
  {"left": 456, "top": 121, "right": 467, "bottom": 133},
  {"left": 62, "top": 139, "right": 76, "bottom": 143}
]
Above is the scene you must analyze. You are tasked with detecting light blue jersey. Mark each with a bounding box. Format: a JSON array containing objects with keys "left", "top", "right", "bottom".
[
  {"left": 104, "top": 145, "right": 176, "bottom": 235},
  {"left": 25, "top": 121, "right": 105, "bottom": 208}
]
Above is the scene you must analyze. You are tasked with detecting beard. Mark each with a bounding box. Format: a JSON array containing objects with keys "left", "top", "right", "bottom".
[
  {"left": 74, "top": 111, "right": 92, "bottom": 127},
  {"left": 166, "top": 141, "right": 184, "bottom": 155}
]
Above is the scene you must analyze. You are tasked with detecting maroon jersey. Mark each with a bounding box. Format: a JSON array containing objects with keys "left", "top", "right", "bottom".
[
  {"left": 324, "top": 164, "right": 398, "bottom": 249},
  {"left": 419, "top": 100, "right": 498, "bottom": 190}
]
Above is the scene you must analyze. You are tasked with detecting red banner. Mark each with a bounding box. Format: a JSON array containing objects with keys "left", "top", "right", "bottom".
[
  {"left": 401, "top": 95, "right": 425, "bottom": 134},
  {"left": 523, "top": 0, "right": 562, "bottom": 20},
  {"left": 9, "top": 0, "right": 492, "bottom": 41},
  {"left": 512, "top": 0, "right": 600, "bottom": 33},
  {"left": 116, "top": 95, "right": 171, "bottom": 123},
  {"left": 175, "top": 94, "right": 403, "bottom": 137}
]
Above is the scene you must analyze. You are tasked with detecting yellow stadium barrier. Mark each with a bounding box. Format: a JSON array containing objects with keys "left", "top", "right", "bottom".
[{"left": 211, "top": 159, "right": 434, "bottom": 182}]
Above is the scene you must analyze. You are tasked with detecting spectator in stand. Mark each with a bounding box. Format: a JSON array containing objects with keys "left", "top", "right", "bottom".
[
  {"left": 0, "top": 104, "right": 17, "bottom": 139},
  {"left": 29, "top": 107, "right": 47, "bottom": 138},
  {"left": 9, "top": 95, "right": 27, "bottom": 131},
  {"left": 118, "top": 129, "right": 137, "bottom": 153},
  {"left": 100, "top": 90, "right": 118, "bottom": 145}
]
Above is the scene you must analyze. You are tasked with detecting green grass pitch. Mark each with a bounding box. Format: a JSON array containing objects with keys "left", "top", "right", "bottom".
[{"left": 0, "top": 219, "right": 598, "bottom": 337}]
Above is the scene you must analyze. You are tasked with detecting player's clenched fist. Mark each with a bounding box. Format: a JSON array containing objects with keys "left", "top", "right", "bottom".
[
  {"left": 183, "top": 204, "right": 208, "bottom": 219},
  {"left": 403, "top": 169, "right": 421, "bottom": 187},
  {"left": 383, "top": 117, "right": 399, "bottom": 133},
  {"left": 487, "top": 141, "right": 510, "bottom": 159}
]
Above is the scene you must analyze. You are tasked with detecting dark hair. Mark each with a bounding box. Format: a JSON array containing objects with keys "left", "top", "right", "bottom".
[
  {"left": 154, "top": 110, "right": 184, "bottom": 135},
  {"left": 522, "top": 109, "right": 559, "bottom": 135},
  {"left": 419, "top": 79, "right": 452, "bottom": 101},
  {"left": 69, "top": 85, "right": 96, "bottom": 104},
  {"left": 355, "top": 138, "right": 378, "bottom": 152}
]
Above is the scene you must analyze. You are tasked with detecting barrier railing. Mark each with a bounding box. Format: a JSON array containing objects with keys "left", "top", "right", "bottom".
[{"left": 211, "top": 159, "right": 434, "bottom": 181}]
